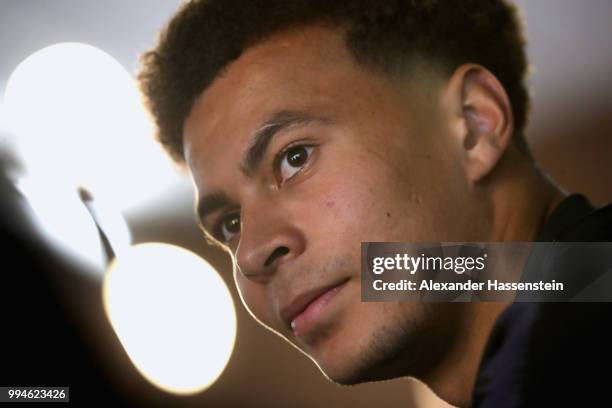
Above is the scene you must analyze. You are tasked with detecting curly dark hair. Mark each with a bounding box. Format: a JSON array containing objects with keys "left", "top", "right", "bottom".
[{"left": 138, "top": 0, "right": 530, "bottom": 164}]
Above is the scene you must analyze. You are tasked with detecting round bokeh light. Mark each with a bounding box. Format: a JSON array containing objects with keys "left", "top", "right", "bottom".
[{"left": 103, "top": 243, "right": 237, "bottom": 394}]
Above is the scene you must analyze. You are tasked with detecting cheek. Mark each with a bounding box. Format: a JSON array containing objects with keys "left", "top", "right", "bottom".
[
  {"left": 309, "top": 161, "right": 410, "bottom": 241},
  {"left": 234, "top": 273, "right": 277, "bottom": 329},
  {"left": 294, "top": 171, "right": 376, "bottom": 252}
]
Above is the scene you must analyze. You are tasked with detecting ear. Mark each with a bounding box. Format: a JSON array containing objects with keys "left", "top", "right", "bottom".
[{"left": 446, "top": 64, "right": 514, "bottom": 182}]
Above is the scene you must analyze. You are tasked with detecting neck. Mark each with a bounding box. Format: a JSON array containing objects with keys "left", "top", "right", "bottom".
[
  {"left": 490, "top": 149, "right": 566, "bottom": 242},
  {"left": 424, "top": 149, "right": 566, "bottom": 407}
]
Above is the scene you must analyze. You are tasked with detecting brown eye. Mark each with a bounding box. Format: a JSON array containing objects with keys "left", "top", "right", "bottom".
[
  {"left": 278, "top": 145, "right": 313, "bottom": 183},
  {"left": 220, "top": 212, "right": 240, "bottom": 242}
]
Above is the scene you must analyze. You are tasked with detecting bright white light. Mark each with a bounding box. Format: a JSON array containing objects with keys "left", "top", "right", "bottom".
[
  {"left": 0, "top": 97, "right": 6, "bottom": 134},
  {"left": 16, "top": 178, "right": 107, "bottom": 275},
  {"left": 15, "top": 179, "right": 132, "bottom": 277},
  {"left": 0, "top": 97, "right": 15, "bottom": 153},
  {"left": 4, "top": 42, "right": 181, "bottom": 213},
  {"left": 103, "top": 243, "right": 237, "bottom": 394}
]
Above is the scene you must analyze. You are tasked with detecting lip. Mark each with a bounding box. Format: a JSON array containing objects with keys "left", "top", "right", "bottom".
[{"left": 280, "top": 278, "right": 349, "bottom": 337}]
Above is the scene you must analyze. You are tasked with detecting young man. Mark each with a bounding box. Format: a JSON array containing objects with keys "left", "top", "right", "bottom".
[{"left": 138, "top": 1, "right": 612, "bottom": 406}]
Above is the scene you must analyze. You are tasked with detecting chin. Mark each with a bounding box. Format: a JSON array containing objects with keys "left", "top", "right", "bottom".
[
  {"left": 303, "top": 302, "right": 459, "bottom": 387},
  {"left": 310, "top": 346, "right": 407, "bottom": 386},
  {"left": 312, "top": 358, "right": 374, "bottom": 386},
  {"left": 304, "top": 324, "right": 410, "bottom": 386}
]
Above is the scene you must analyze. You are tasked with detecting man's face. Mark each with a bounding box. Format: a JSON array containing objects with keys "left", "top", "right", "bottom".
[{"left": 184, "top": 26, "right": 483, "bottom": 383}]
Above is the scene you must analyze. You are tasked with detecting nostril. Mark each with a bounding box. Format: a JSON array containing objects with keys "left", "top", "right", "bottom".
[{"left": 264, "top": 246, "right": 290, "bottom": 267}]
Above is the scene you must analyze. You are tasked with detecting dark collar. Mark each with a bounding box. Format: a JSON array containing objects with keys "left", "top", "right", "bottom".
[{"left": 536, "top": 194, "right": 595, "bottom": 242}]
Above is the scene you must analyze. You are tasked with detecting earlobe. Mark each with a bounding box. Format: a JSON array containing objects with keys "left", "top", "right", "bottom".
[{"left": 453, "top": 65, "right": 514, "bottom": 182}]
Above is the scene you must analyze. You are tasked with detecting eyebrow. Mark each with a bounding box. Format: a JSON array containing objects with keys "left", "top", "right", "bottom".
[
  {"left": 239, "top": 109, "right": 331, "bottom": 178},
  {"left": 196, "top": 110, "right": 331, "bottom": 231},
  {"left": 196, "top": 190, "right": 231, "bottom": 224}
]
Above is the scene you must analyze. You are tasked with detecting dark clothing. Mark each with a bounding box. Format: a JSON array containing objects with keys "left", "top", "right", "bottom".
[{"left": 473, "top": 194, "right": 612, "bottom": 407}]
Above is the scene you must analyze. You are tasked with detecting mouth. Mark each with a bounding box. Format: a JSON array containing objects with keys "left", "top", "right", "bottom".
[{"left": 280, "top": 278, "right": 350, "bottom": 338}]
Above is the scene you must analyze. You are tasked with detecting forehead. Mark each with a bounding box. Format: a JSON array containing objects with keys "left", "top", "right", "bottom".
[{"left": 182, "top": 25, "right": 411, "bottom": 191}]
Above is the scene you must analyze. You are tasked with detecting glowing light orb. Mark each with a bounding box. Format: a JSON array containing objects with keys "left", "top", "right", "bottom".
[
  {"left": 103, "top": 243, "right": 237, "bottom": 394},
  {"left": 4, "top": 42, "right": 180, "bottom": 213}
]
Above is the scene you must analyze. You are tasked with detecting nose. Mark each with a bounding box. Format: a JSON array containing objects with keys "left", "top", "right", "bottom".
[{"left": 234, "top": 198, "right": 306, "bottom": 283}]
